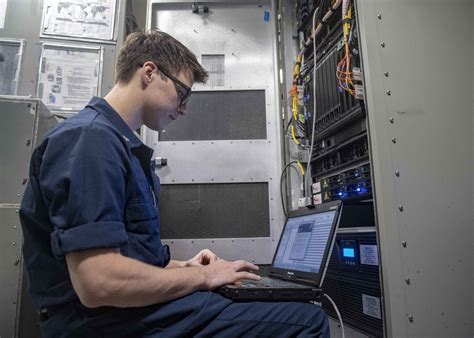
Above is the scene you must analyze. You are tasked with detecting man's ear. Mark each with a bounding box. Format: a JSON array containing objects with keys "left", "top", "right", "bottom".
[{"left": 142, "top": 61, "right": 157, "bottom": 85}]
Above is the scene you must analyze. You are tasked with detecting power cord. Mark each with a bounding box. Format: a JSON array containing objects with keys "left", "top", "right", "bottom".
[{"left": 323, "top": 293, "right": 345, "bottom": 338}]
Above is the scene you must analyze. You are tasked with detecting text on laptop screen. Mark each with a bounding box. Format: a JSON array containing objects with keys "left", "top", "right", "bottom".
[{"left": 273, "top": 210, "right": 337, "bottom": 273}]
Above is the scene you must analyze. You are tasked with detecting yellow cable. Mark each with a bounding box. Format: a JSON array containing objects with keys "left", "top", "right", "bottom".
[
  {"left": 297, "top": 161, "right": 305, "bottom": 176},
  {"left": 291, "top": 125, "right": 300, "bottom": 145}
]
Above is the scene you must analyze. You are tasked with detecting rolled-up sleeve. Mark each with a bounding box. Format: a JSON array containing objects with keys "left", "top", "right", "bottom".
[{"left": 39, "top": 123, "right": 130, "bottom": 258}]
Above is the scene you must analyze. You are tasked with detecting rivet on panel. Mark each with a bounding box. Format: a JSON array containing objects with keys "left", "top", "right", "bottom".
[
  {"left": 384, "top": 72, "right": 389, "bottom": 77},
  {"left": 26, "top": 139, "right": 31, "bottom": 146},
  {"left": 402, "top": 241, "right": 407, "bottom": 248},
  {"left": 391, "top": 138, "right": 396, "bottom": 144},
  {"left": 399, "top": 205, "right": 404, "bottom": 212},
  {"left": 17, "top": 194, "right": 21, "bottom": 197},
  {"left": 14, "top": 259, "right": 20, "bottom": 266},
  {"left": 405, "top": 278, "right": 411, "bottom": 285},
  {"left": 395, "top": 170, "right": 400, "bottom": 177},
  {"left": 13, "top": 225, "right": 17, "bottom": 229},
  {"left": 12, "top": 242, "right": 16, "bottom": 246},
  {"left": 408, "top": 316, "right": 414, "bottom": 323},
  {"left": 380, "top": 42, "right": 386, "bottom": 48},
  {"left": 389, "top": 118, "right": 394, "bottom": 124},
  {"left": 377, "top": 14, "right": 382, "bottom": 19},
  {"left": 386, "top": 90, "right": 391, "bottom": 96}
]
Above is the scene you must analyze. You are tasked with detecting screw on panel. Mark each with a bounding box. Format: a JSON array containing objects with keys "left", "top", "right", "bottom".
[
  {"left": 399, "top": 205, "right": 404, "bottom": 212},
  {"left": 386, "top": 90, "right": 391, "bottom": 96},
  {"left": 384, "top": 72, "right": 389, "bottom": 77},
  {"left": 395, "top": 170, "right": 400, "bottom": 177},
  {"left": 12, "top": 242, "right": 16, "bottom": 246},
  {"left": 22, "top": 178, "right": 27, "bottom": 185},
  {"left": 408, "top": 316, "right": 414, "bottom": 323},
  {"left": 377, "top": 14, "right": 382, "bottom": 19},
  {"left": 389, "top": 118, "right": 394, "bottom": 123},
  {"left": 26, "top": 139, "right": 31, "bottom": 146},
  {"left": 17, "top": 193, "right": 21, "bottom": 197},
  {"left": 14, "top": 259, "right": 20, "bottom": 266},
  {"left": 13, "top": 225, "right": 17, "bottom": 229},
  {"left": 405, "top": 278, "right": 411, "bottom": 285},
  {"left": 402, "top": 241, "right": 407, "bottom": 248},
  {"left": 380, "top": 42, "right": 386, "bottom": 48},
  {"left": 391, "top": 138, "right": 397, "bottom": 144}
]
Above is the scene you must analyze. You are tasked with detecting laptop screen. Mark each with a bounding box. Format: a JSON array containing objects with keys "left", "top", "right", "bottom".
[{"left": 273, "top": 210, "right": 337, "bottom": 273}]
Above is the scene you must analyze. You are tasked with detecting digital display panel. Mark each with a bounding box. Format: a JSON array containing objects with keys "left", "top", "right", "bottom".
[{"left": 343, "top": 248, "right": 355, "bottom": 258}]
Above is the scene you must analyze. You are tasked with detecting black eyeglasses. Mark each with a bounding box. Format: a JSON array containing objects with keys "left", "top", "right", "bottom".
[{"left": 158, "top": 67, "right": 192, "bottom": 106}]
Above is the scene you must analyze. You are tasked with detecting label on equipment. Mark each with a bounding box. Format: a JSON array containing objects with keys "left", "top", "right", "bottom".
[
  {"left": 362, "top": 294, "right": 382, "bottom": 319},
  {"left": 313, "top": 193, "right": 322, "bottom": 204},
  {"left": 312, "top": 182, "right": 321, "bottom": 193},
  {"left": 354, "top": 84, "right": 365, "bottom": 100},
  {"left": 360, "top": 245, "right": 379, "bottom": 266}
]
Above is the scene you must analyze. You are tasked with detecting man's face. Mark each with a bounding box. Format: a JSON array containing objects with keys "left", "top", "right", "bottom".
[{"left": 143, "top": 64, "right": 194, "bottom": 131}]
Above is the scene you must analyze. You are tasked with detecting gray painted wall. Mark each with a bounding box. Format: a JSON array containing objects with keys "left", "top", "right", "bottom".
[{"left": 357, "top": 0, "right": 473, "bottom": 336}]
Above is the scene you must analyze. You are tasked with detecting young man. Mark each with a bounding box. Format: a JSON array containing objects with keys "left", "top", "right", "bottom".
[{"left": 20, "top": 30, "right": 329, "bottom": 337}]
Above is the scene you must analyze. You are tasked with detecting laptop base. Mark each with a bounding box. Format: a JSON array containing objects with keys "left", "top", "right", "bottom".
[{"left": 216, "top": 285, "right": 323, "bottom": 302}]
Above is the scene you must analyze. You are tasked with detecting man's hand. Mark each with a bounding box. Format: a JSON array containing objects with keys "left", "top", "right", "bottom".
[
  {"left": 201, "top": 259, "right": 261, "bottom": 290},
  {"left": 186, "top": 249, "right": 219, "bottom": 267}
]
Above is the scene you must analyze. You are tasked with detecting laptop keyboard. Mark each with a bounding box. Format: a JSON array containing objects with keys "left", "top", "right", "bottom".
[{"left": 242, "top": 276, "right": 309, "bottom": 288}]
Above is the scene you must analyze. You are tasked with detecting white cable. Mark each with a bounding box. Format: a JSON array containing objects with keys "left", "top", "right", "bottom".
[
  {"left": 305, "top": 7, "right": 319, "bottom": 197},
  {"left": 323, "top": 293, "right": 345, "bottom": 338}
]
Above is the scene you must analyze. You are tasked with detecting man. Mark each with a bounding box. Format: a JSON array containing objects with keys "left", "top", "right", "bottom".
[{"left": 20, "top": 30, "right": 329, "bottom": 337}]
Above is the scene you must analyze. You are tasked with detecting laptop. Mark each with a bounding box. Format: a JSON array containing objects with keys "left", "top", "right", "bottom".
[{"left": 216, "top": 200, "right": 342, "bottom": 301}]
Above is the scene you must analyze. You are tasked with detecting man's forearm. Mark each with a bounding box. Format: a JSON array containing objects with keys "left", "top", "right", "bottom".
[
  {"left": 166, "top": 259, "right": 187, "bottom": 268},
  {"left": 67, "top": 249, "right": 206, "bottom": 308}
]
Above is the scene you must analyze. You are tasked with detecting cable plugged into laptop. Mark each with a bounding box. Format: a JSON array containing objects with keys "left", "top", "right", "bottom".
[{"left": 323, "top": 293, "right": 345, "bottom": 338}]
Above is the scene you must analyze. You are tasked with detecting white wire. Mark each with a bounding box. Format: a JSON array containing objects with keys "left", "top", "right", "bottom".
[
  {"left": 305, "top": 7, "right": 319, "bottom": 197},
  {"left": 323, "top": 293, "right": 345, "bottom": 338}
]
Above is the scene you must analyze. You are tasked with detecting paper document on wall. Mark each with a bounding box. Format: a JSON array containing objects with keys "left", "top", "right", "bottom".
[
  {"left": 0, "top": 0, "right": 7, "bottom": 29},
  {"left": 42, "top": 0, "right": 117, "bottom": 41},
  {"left": 38, "top": 45, "right": 101, "bottom": 111}
]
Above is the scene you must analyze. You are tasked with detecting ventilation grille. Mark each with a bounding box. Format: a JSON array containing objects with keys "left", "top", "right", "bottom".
[
  {"left": 159, "top": 90, "right": 267, "bottom": 141},
  {"left": 160, "top": 183, "right": 270, "bottom": 239}
]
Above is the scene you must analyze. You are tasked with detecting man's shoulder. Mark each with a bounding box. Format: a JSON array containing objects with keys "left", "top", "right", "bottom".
[
  {"left": 46, "top": 107, "right": 122, "bottom": 144},
  {"left": 36, "top": 107, "right": 129, "bottom": 162}
]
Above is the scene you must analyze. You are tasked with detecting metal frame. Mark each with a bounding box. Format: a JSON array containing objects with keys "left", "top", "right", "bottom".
[
  {"left": 357, "top": 0, "right": 473, "bottom": 336},
  {"left": 144, "top": 0, "right": 284, "bottom": 263},
  {"left": 36, "top": 42, "right": 104, "bottom": 112},
  {"left": 39, "top": 0, "right": 120, "bottom": 44},
  {"left": 0, "top": 38, "right": 25, "bottom": 95}
]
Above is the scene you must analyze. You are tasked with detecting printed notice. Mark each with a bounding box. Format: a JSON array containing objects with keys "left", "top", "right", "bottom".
[
  {"left": 38, "top": 45, "right": 101, "bottom": 111},
  {"left": 0, "top": 0, "right": 7, "bottom": 29},
  {"left": 362, "top": 294, "right": 382, "bottom": 319},
  {"left": 360, "top": 244, "right": 379, "bottom": 266},
  {"left": 0, "top": 40, "right": 22, "bottom": 95},
  {"left": 42, "top": 0, "right": 117, "bottom": 41}
]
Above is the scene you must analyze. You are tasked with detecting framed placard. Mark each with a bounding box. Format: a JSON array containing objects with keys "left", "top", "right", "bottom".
[
  {"left": 40, "top": 0, "right": 118, "bottom": 43},
  {"left": 37, "top": 43, "right": 103, "bottom": 112},
  {"left": 0, "top": 39, "right": 24, "bottom": 95}
]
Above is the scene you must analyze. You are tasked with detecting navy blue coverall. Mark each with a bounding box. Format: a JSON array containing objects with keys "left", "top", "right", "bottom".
[{"left": 19, "top": 97, "right": 330, "bottom": 337}]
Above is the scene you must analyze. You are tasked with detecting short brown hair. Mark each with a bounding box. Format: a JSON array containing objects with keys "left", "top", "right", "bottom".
[{"left": 115, "top": 29, "right": 208, "bottom": 84}]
